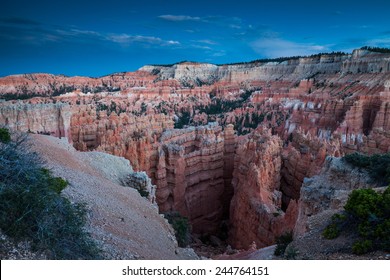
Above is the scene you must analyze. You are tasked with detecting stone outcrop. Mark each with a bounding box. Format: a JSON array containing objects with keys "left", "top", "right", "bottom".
[
  {"left": 280, "top": 129, "right": 342, "bottom": 209},
  {"left": 229, "top": 128, "right": 298, "bottom": 249},
  {"left": 288, "top": 156, "right": 387, "bottom": 260},
  {"left": 124, "top": 172, "right": 156, "bottom": 204},
  {"left": 294, "top": 157, "right": 372, "bottom": 238}
]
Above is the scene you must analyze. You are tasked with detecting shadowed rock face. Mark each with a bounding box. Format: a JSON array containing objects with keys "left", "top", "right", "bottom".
[
  {"left": 1, "top": 49, "right": 390, "bottom": 249},
  {"left": 155, "top": 123, "right": 236, "bottom": 234}
]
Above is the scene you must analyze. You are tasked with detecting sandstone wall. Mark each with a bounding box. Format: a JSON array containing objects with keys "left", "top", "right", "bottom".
[
  {"left": 0, "top": 100, "right": 72, "bottom": 138},
  {"left": 155, "top": 123, "right": 236, "bottom": 234},
  {"left": 229, "top": 128, "right": 297, "bottom": 249}
]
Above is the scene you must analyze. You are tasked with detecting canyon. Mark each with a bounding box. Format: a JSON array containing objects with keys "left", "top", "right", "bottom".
[{"left": 1, "top": 48, "right": 390, "bottom": 257}]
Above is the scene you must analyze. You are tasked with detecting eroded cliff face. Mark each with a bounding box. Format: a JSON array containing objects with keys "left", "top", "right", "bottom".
[
  {"left": 229, "top": 128, "right": 297, "bottom": 249},
  {"left": 155, "top": 123, "right": 236, "bottom": 234},
  {"left": 69, "top": 105, "right": 173, "bottom": 173},
  {"left": 0, "top": 101, "right": 72, "bottom": 138},
  {"left": 1, "top": 49, "right": 390, "bottom": 251}
]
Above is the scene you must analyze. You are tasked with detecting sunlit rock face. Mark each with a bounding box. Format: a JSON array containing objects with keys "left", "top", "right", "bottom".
[{"left": 1, "top": 49, "right": 390, "bottom": 249}]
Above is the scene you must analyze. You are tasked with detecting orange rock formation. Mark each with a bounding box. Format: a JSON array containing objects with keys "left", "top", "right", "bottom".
[{"left": 1, "top": 49, "right": 389, "bottom": 249}]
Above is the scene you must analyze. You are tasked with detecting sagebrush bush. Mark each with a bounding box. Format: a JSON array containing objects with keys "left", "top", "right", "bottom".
[{"left": 0, "top": 131, "right": 100, "bottom": 259}]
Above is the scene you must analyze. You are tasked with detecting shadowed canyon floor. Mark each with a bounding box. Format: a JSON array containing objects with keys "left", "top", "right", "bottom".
[{"left": 1, "top": 49, "right": 390, "bottom": 259}]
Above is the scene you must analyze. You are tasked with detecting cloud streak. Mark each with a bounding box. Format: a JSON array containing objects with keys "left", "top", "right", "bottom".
[
  {"left": 0, "top": 19, "right": 180, "bottom": 48},
  {"left": 192, "top": 39, "right": 217, "bottom": 45},
  {"left": 107, "top": 34, "right": 180, "bottom": 46},
  {"left": 158, "top": 14, "right": 246, "bottom": 30},
  {"left": 158, "top": 15, "right": 202, "bottom": 22}
]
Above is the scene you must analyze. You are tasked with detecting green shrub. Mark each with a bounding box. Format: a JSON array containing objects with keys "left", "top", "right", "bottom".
[
  {"left": 41, "top": 168, "right": 69, "bottom": 194},
  {"left": 323, "top": 223, "right": 340, "bottom": 239},
  {"left": 323, "top": 213, "right": 346, "bottom": 239},
  {"left": 324, "top": 187, "right": 390, "bottom": 254},
  {"left": 344, "top": 153, "right": 390, "bottom": 185},
  {"left": 0, "top": 133, "right": 100, "bottom": 259},
  {"left": 0, "top": 128, "right": 11, "bottom": 144},
  {"left": 164, "top": 212, "right": 191, "bottom": 247},
  {"left": 344, "top": 153, "right": 371, "bottom": 169},
  {"left": 352, "top": 240, "right": 373, "bottom": 255},
  {"left": 274, "top": 231, "right": 293, "bottom": 256},
  {"left": 344, "top": 188, "right": 382, "bottom": 219}
]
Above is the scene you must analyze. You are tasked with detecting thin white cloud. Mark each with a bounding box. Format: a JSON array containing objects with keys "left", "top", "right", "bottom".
[
  {"left": 158, "top": 14, "right": 245, "bottom": 30},
  {"left": 229, "top": 24, "right": 242, "bottom": 29},
  {"left": 107, "top": 34, "right": 180, "bottom": 46},
  {"left": 193, "top": 39, "right": 218, "bottom": 45},
  {"left": 212, "top": 50, "right": 226, "bottom": 57},
  {"left": 0, "top": 20, "right": 181, "bottom": 49},
  {"left": 251, "top": 38, "right": 330, "bottom": 58},
  {"left": 191, "top": 44, "right": 212, "bottom": 50},
  {"left": 158, "top": 15, "right": 201, "bottom": 22},
  {"left": 56, "top": 28, "right": 102, "bottom": 38}
]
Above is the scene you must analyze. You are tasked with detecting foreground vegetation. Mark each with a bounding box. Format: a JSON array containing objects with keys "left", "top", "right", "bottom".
[
  {"left": 323, "top": 187, "right": 390, "bottom": 254},
  {"left": 163, "top": 211, "right": 191, "bottom": 247},
  {"left": 274, "top": 231, "right": 296, "bottom": 259},
  {"left": 0, "top": 128, "right": 100, "bottom": 259},
  {"left": 344, "top": 152, "right": 390, "bottom": 185},
  {"left": 323, "top": 153, "right": 390, "bottom": 254}
]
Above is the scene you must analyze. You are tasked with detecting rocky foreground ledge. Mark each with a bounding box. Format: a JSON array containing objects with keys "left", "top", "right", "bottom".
[{"left": 27, "top": 134, "right": 198, "bottom": 260}]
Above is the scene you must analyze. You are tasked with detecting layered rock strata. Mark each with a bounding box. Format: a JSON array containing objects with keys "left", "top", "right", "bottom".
[
  {"left": 155, "top": 123, "right": 236, "bottom": 234},
  {"left": 229, "top": 128, "right": 298, "bottom": 249}
]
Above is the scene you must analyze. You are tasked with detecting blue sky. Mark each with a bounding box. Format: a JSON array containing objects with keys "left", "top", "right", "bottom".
[{"left": 1, "top": 0, "right": 390, "bottom": 77}]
